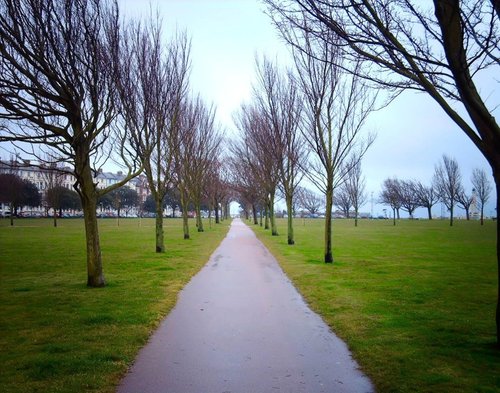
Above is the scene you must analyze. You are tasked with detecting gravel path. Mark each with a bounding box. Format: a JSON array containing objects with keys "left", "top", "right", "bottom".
[{"left": 117, "top": 218, "right": 374, "bottom": 393}]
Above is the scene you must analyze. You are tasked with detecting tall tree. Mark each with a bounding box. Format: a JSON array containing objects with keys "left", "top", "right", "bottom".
[
  {"left": 233, "top": 103, "right": 280, "bottom": 235},
  {"left": 254, "top": 57, "right": 306, "bottom": 244},
  {"left": 472, "top": 168, "right": 492, "bottom": 225},
  {"left": 0, "top": 0, "right": 142, "bottom": 287},
  {"left": 119, "top": 18, "right": 190, "bottom": 252},
  {"left": 264, "top": 0, "right": 500, "bottom": 345},
  {"left": 287, "top": 23, "right": 376, "bottom": 262},
  {"left": 186, "top": 101, "right": 222, "bottom": 233},
  {"left": 433, "top": 155, "right": 463, "bottom": 227}
]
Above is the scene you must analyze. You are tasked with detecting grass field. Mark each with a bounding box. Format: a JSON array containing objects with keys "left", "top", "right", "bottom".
[
  {"left": 0, "top": 217, "right": 230, "bottom": 393},
  {"left": 251, "top": 218, "right": 499, "bottom": 393}
]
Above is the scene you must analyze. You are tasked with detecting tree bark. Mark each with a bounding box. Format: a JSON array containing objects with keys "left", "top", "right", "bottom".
[
  {"left": 450, "top": 204, "right": 454, "bottom": 226},
  {"left": 252, "top": 203, "right": 258, "bottom": 225},
  {"left": 264, "top": 205, "right": 269, "bottom": 229},
  {"left": 427, "top": 206, "right": 433, "bottom": 220},
  {"left": 324, "top": 187, "right": 333, "bottom": 263},
  {"left": 53, "top": 209, "right": 57, "bottom": 228},
  {"left": 495, "top": 176, "right": 500, "bottom": 347},
  {"left": 215, "top": 198, "right": 220, "bottom": 224},
  {"left": 182, "top": 210, "right": 190, "bottom": 239},
  {"left": 196, "top": 205, "right": 204, "bottom": 232},
  {"left": 286, "top": 194, "right": 294, "bottom": 245},
  {"left": 270, "top": 191, "right": 278, "bottom": 236},
  {"left": 81, "top": 186, "right": 105, "bottom": 287},
  {"left": 155, "top": 198, "right": 165, "bottom": 253}
]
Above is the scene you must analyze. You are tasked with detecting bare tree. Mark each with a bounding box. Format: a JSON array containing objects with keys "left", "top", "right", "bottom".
[
  {"left": 186, "top": 102, "right": 222, "bottom": 233},
  {"left": 472, "top": 168, "right": 492, "bottom": 225},
  {"left": 0, "top": 0, "right": 142, "bottom": 287},
  {"left": 344, "top": 158, "right": 367, "bottom": 226},
  {"left": 287, "top": 22, "right": 376, "bottom": 262},
  {"left": 333, "top": 186, "right": 352, "bottom": 219},
  {"left": 415, "top": 181, "right": 439, "bottom": 220},
  {"left": 205, "top": 158, "right": 230, "bottom": 225},
  {"left": 433, "top": 155, "right": 462, "bottom": 227},
  {"left": 399, "top": 180, "right": 420, "bottom": 219},
  {"left": 380, "top": 178, "right": 402, "bottom": 226},
  {"left": 456, "top": 189, "right": 474, "bottom": 220},
  {"left": 172, "top": 95, "right": 221, "bottom": 238},
  {"left": 253, "top": 57, "right": 306, "bottom": 244},
  {"left": 119, "top": 18, "right": 191, "bottom": 253},
  {"left": 265, "top": 0, "right": 500, "bottom": 345},
  {"left": 297, "top": 186, "right": 323, "bottom": 216},
  {"left": 42, "top": 162, "right": 65, "bottom": 227},
  {"left": 233, "top": 103, "right": 280, "bottom": 235}
]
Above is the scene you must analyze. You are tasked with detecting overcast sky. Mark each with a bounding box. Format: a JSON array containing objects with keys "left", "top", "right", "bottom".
[{"left": 116, "top": 1, "right": 499, "bottom": 217}]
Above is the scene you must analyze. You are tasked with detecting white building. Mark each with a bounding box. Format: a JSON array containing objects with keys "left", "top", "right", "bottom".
[{"left": 0, "top": 158, "right": 150, "bottom": 215}]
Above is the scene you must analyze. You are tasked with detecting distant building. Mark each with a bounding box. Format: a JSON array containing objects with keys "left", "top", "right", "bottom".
[{"left": 0, "top": 158, "right": 151, "bottom": 215}]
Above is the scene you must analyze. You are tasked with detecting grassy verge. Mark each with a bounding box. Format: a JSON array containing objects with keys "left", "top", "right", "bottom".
[
  {"left": 250, "top": 218, "right": 499, "bottom": 393},
  {"left": 0, "top": 217, "right": 230, "bottom": 393}
]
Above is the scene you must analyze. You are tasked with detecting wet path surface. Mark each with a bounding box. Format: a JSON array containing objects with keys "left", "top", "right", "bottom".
[{"left": 117, "top": 218, "right": 374, "bottom": 393}]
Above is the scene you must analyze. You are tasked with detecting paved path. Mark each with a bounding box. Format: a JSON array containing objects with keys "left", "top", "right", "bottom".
[{"left": 117, "top": 218, "right": 374, "bottom": 393}]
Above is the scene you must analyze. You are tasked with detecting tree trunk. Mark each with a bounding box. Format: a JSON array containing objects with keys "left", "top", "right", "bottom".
[
  {"left": 259, "top": 209, "right": 263, "bottom": 227},
  {"left": 215, "top": 198, "right": 220, "bottom": 224},
  {"left": 427, "top": 206, "right": 433, "bottom": 220},
  {"left": 81, "top": 188, "right": 105, "bottom": 287},
  {"left": 324, "top": 187, "right": 333, "bottom": 263},
  {"left": 155, "top": 197, "right": 165, "bottom": 253},
  {"left": 196, "top": 204, "right": 204, "bottom": 232},
  {"left": 354, "top": 207, "right": 358, "bottom": 227},
  {"left": 270, "top": 191, "right": 278, "bottom": 236},
  {"left": 53, "top": 209, "right": 57, "bottom": 228},
  {"left": 182, "top": 209, "right": 189, "bottom": 239},
  {"left": 480, "top": 205, "right": 484, "bottom": 225},
  {"left": 495, "top": 174, "right": 500, "bottom": 347},
  {"left": 465, "top": 207, "right": 470, "bottom": 220},
  {"left": 393, "top": 208, "right": 396, "bottom": 226},
  {"left": 9, "top": 203, "right": 13, "bottom": 226},
  {"left": 450, "top": 203, "right": 454, "bottom": 226},
  {"left": 286, "top": 193, "right": 294, "bottom": 245},
  {"left": 264, "top": 205, "right": 269, "bottom": 229},
  {"left": 180, "top": 189, "right": 190, "bottom": 239},
  {"left": 252, "top": 203, "right": 258, "bottom": 225}
]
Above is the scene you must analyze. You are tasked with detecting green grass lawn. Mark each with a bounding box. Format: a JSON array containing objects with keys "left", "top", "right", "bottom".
[
  {"left": 251, "top": 218, "right": 499, "bottom": 393},
  {"left": 0, "top": 217, "right": 230, "bottom": 393}
]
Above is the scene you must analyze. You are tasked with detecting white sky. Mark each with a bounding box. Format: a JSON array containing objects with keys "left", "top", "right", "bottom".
[{"left": 110, "top": 1, "right": 500, "bottom": 217}]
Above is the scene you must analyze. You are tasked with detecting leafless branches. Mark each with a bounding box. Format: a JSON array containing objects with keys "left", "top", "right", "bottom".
[{"left": 433, "top": 155, "right": 463, "bottom": 226}]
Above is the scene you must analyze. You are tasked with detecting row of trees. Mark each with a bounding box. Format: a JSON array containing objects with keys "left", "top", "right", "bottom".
[
  {"left": 232, "top": 36, "right": 375, "bottom": 262},
  {"left": 0, "top": 0, "right": 233, "bottom": 287},
  {"left": 380, "top": 156, "right": 492, "bottom": 225},
  {"left": 262, "top": 0, "right": 499, "bottom": 345}
]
